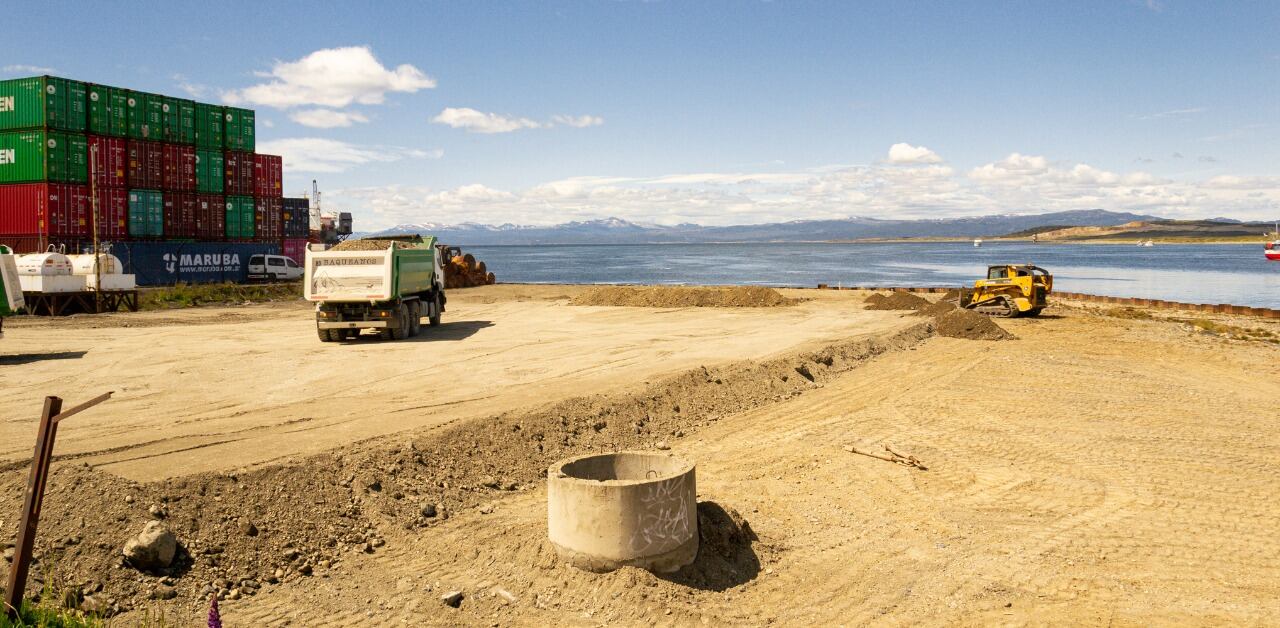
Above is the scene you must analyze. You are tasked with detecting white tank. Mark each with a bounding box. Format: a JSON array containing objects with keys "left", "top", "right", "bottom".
[
  {"left": 67, "top": 253, "right": 124, "bottom": 276},
  {"left": 15, "top": 252, "right": 74, "bottom": 276}
]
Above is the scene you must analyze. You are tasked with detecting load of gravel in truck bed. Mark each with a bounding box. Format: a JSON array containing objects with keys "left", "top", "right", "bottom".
[{"left": 329, "top": 239, "right": 419, "bottom": 252}]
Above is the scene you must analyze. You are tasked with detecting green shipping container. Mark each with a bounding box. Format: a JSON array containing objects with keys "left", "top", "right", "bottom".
[
  {"left": 87, "top": 84, "right": 128, "bottom": 136},
  {"left": 0, "top": 130, "right": 88, "bottom": 184},
  {"left": 194, "top": 103, "right": 224, "bottom": 149},
  {"left": 0, "top": 76, "right": 87, "bottom": 132},
  {"left": 126, "top": 91, "right": 164, "bottom": 140},
  {"left": 162, "top": 97, "right": 196, "bottom": 144},
  {"left": 223, "top": 107, "right": 255, "bottom": 151},
  {"left": 128, "top": 189, "right": 164, "bottom": 237},
  {"left": 195, "top": 149, "right": 224, "bottom": 193},
  {"left": 226, "top": 195, "right": 255, "bottom": 238}
]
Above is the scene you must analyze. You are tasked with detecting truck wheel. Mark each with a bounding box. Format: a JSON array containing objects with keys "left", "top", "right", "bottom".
[
  {"left": 391, "top": 303, "right": 410, "bottom": 340},
  {"left": 429, "top": 294, "right": 442, "bottom": 327},
  {"left": 409, "top": 301, "right": 422, "bottom": 336},
  {"left": 318, "top": 326, "right": 334, "bottom": 342}
]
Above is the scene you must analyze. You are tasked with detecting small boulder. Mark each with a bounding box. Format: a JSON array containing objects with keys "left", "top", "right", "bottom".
[
  {"left": 441, "top": 590, "right": 464, "bottom": 608},
  {"left": 122, "top": 521, "right": 177, "bottom": 570}
]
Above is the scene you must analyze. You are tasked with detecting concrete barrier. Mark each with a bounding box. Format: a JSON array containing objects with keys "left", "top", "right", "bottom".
[{"left": 547, "top": 451, "right": 698, "bottom": 573}]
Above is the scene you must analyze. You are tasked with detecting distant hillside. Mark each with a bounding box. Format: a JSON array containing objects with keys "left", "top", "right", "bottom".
[
  {"left": 364, "top": 209, "right": 1160, "bottom": 245},
  {"left": 1025, "top": 219, "right": 1277, "bottom": 242}
]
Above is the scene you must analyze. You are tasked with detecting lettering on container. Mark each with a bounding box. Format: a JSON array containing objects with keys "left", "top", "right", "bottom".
[
  {"left": 0, "top": 96, "right": 14, "bottom": 112},
  {"left": 0, "top": 149, "right": 14, "bottom": 165},
  {"left": 315, "top": 257, "right": 381, "bottom": 266},
  {"left": 162, "top": 253, "right": 242, "bottom": 275}
]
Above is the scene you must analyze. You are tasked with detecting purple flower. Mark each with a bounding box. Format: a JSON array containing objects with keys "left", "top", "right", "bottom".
[{"left": 208, "top": 595, "right": 222, "bottom": 628}]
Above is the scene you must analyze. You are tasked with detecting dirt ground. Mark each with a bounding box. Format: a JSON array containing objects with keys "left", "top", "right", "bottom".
[
  {"left": 1, "top": 287, "right": 1278, "bottom": 625},
  {"left": 0, "top": 285, "right": 909, "bottom": 481}
]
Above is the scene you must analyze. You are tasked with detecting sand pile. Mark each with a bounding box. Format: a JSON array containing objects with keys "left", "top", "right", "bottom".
[
  {"left": 934, "top": 308, "right": 1014, "bottom": 340},
  {"left": 329, "top": 239, "right": 416, "bottom": 251},
  {"left": 914, "top": 299, "right": 959, "bottom": 318},
  {"left": 864, "top": 291, "right": 929, "bottom": 311},
  {"left": 570, "top": 286, "right": 796, "bottom": 308}
]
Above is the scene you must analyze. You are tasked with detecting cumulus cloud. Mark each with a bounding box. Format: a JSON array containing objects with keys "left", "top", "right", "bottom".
[
  {"left": 257, "top": 137, "right": 441, "bottom": 173},
  {"left": 887, "top": 143, "right": 943, "bottom": 164},
  {"left": 551, "top": 114, "right": 604, "bottom": 128},
  {"left": 431, "top": 107, "right": 544, "bottom": 133},
  {"left": 2, "top": 64, "right": 57, "bottom": 74},
  {"left": 289, "top": 108, "right": 370, "bottom": 128},
  {"left": 223, "top": 46, "right": 435, "bottom": 109},
  {"left": 433, "top": 108, "right": 605, "bottom": 133},
  {"left": 322, "top": 143, "right": 1280, "bottom": 230}
]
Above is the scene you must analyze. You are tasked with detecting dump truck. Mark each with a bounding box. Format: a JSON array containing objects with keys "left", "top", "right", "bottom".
[
  {"left": 304, "top": 236, "right": 446, "bottom": 342},
  {"left": 959, "top": 264, "right": 1052, "bottom": 317},
  {"left": 0, "top": 245, "right": 24, "bottom": 339}
]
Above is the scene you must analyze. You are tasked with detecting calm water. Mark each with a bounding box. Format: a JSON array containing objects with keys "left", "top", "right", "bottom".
[{"left": 466, "top": 242, "right": 1280, "bottom": 308}]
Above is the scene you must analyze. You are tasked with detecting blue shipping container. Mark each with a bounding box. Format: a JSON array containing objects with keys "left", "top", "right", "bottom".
[{"left": 110, "top": 241, "right": 281, "bottom": 286}]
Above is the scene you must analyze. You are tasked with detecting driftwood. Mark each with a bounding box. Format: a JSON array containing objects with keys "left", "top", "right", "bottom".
[{"left": 843, "top": 443, "right": 928, "bottom": 470}]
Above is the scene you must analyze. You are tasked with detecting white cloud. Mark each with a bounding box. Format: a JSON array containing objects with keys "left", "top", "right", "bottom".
[
  {"left": 223, "top": 46, "right": 435, "bottom": 109},
  {"left": 323, "top": 143, "right": 1280, "bottom": 230},
  {"left": 551, "top": 114, "right": 604, "bottom": 128},
  {"left": 257, "top": 138, "right": 441, "bottom": 173},
  {"left": 432, "top": 107, "right": 545, "bottom": 133},
  {"left": 887, "top": 143, "right": 943, "bottom": 164},
  {"left": 259, "top": 119, "right": 275, "bottom": 128},
  {"left": 289, "top": 108, "right": 370, "bottom": 128},
  {"left": 3, "top": 64, "right": 58, "bottom": 74},
  {"left": 1137, "top": 106, "right": 1205, "bottom": 120}
]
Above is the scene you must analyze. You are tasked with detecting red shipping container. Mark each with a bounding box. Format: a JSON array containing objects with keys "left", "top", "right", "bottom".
[
  {"left": 127, "top": 140, "right": 164, "bottom": 189},
  {"left": 253, "top": 154, "right": 283, "bottom": 198},
  {"left": 162, "top": 144, "right": 197, "bottom": 192},
  {"left": 195, "top": 194, "right": 225, "bottom": 240},
  {"left": 163, "top": 192, "right": 197, "bottom": 238},
  {"left": 253, "top": 196, "right": 282, "bottom": 240},
  {"left": 0, "top": 183, "right": 90, "bottom": 238},
  {"left": 223, "top": 151, "right": 255, "bottom": 196},
  {"left": 87, "top": 135, "right": 128, "bottom": 189},
  {"left": 94, "top": 187, "right": 129, "bottom": 239},
  {"left": 281, "top": 238, "right": 308, "bottom": 265}
]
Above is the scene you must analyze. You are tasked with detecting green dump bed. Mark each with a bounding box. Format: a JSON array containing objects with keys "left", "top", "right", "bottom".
[{"left": 304, "top": 237, "right": 440, "bottom": 303}]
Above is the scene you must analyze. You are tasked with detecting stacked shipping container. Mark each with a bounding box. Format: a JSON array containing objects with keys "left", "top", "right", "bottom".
[{"left": 0, "top": 74, "right": 288, "bottom": 262}]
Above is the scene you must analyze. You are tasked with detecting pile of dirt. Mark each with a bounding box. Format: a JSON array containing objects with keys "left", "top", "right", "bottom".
[
  {"left": 914, "top": 299, "right": 959, "bottom": 318},
  {"left": 329, "top": 239, "right": 416, "bottom": 252},
  {"left": 934, "top": 308, "right": 1014, "bottom": 341},
  {"left": 570, "top": 286, "right": 797, "bottom": 308},
  {"left": 864, "top": 291, "right": 929, "bottom": 311},
  {"left": 0, "top": 323, "right": 934, "bottom": 617}
]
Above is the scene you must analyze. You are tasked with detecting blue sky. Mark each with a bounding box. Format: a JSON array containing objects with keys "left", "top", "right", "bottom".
[{"left": 5, "top": 1, "right": 1278, "bottom": 229}]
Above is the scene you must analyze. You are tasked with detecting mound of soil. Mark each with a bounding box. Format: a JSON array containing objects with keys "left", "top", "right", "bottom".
[
  {"left": 864, "top": 291, "right": 929, "bottom": 311},
  {"left": 570, "top": 286, "right": 796, "bottom": 308},
  {"left": 934, "top": 308, "right": 1014, "bottom": 341},
  {"left": 914, "top": 299, "right": 959, "bottom": 318},
  {"left": 329, "top": 240, "right": 416, "bottom": 252}
]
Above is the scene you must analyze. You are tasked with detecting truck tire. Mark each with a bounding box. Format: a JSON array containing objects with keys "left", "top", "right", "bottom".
[
  {"left": 429, "top": 294, "right": 442, "bottom": 327},
  {"left": 409, "top": 301, "right": 422, "bottom": 336},
  {"left": 391, "top": 303, "right": 410, "bottom": 340},
  {"left": 318, "top": 326, "right": 334, "bottom": 342}
]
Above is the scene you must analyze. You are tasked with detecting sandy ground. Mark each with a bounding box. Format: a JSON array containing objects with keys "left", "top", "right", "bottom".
[
  {"left": 0, "top": 285, "right": 909, "bottom": 480},
  {"left": 3, "top": 287, "right": 1279, "bottom": 625}
]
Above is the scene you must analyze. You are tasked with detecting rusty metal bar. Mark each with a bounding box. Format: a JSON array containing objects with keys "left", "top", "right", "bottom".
[
  {"left": 50, "top": 391, "right": 112, "bottom": 425},
  {"left": 4, "top": 396, "right": 61, "bottom": 618}
]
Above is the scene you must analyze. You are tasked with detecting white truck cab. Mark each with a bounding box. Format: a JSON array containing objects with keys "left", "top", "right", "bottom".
[{"left": 248, "top": 254, "right": 303, "bottom": 282}]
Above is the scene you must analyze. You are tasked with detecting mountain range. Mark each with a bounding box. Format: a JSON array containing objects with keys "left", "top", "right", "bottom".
[{"left": 362, "top": 209, "right": 1172, "bottom": 245}]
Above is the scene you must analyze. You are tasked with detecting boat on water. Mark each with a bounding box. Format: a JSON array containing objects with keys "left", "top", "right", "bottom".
[
  {"left": 1139, "top": 239, "right": 1154, "bottom": 247},
  {"left": 1266, "top": 222, "right": 1280, "bottom": 261},
  {"left": 973, "top": 238, "right": 982, "bottom": 248}
]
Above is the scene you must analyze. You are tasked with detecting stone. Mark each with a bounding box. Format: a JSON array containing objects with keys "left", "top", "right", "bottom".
[
  {"left": 124, "top": 495, "right": 134, "bottom": 504},
  {"left": 150, "top": 585, "right": 177, "bottom": 600},
  {"left": 480, "top": 476, "right": 499, "bottom": 489},
  {"left": 240, "top": 520, "right": 258, "bottom": 537},
  {"left": 122, "top": 521, "right": 177, "bottom": 570},
  {"left": 441, "top": 591, "right": 464, "bottom": 608},
  {"left": 655, "top": 441, "right": 671, "bottom": 450},
  {"left": 421, "top": 503, "right": 438, "bottom": 518},
  {"left": 3, "top": 547, "right": 13, "bottom": 563},
  {"left": 479, "top": 503, "right": 495, "bottom": 515}
]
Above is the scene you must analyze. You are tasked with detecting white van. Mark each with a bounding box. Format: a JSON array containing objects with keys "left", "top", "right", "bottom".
[{"left": 248, "top": 254, "right": 303, "bottom": 282}]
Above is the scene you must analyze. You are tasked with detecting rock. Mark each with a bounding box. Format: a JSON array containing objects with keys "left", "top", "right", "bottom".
[
  {"left": 240, "top": 520, "right": 258, "bottom": 537},
  {"left": 441, "top": 591, "right": 464, "bottom": 608},
  {"left": 148, "top": 505, "right": 164, "bottom": 518},
  {"left": 421, "top": 503, "right": 438, "bottom": 518},
  {"left": 480, "top": 476, "right": 499, "bottom": 489},
  {"left": 655, "top": 441, "right": 671, "bottom": 450},
  {"left": 122, "top": 521, "right": 177, "bottom": 570},
  {"left": 124, "top": 495, "right": 134, "bottom": 504},
  {"left": 496, "top": 588, "right": 517, "bottom": 605},
  {"left": 227, "top": 588, "right": 241, "bottom": 600},
  {"left": 283, "top": 548, "right": 300, "bottom": 561},
  {"left": 479, "top": 503, "right": 495, "bottom": 515},
  {"left": 150, "top": 585, "right": 177, "bottom": 600},
  {"left": 371, "top": 538, "right": 385, "bottom": 548},
  {"left": 3, "top": 547, "right": 13, "bottom": 563}
]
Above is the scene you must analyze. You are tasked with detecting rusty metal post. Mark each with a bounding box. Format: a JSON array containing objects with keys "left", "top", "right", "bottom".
[{"left": 4, "top": 396, "right": 61, "bottom": 618}]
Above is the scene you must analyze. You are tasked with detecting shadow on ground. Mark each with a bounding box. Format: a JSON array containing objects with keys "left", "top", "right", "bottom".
[
  {"left": 658, "top": 500, "right": 761, "bottom": 591},
  {"left": 0, "top": 350, "right": 89, "bottom": 366}
]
